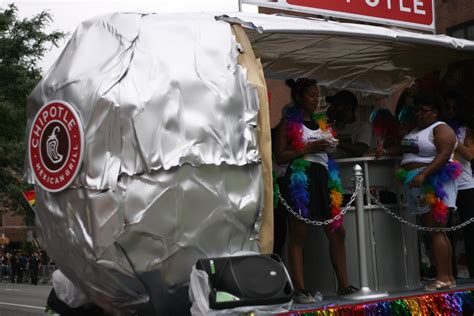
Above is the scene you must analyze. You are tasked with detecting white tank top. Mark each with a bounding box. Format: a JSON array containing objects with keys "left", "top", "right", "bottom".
[
  {"left": 302, "top": 124, "right": 328, "bottom": 168},
  {"left": 401, "top": 121, "right": 447, "bottom": 165},
  {"left": 456, "top": 126, "right": 474, "bottom": 190}
]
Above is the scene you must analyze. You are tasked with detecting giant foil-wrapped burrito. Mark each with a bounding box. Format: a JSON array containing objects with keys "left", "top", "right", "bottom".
[{"left": 24, "top": 12, "right": 273, "bottom": 315}]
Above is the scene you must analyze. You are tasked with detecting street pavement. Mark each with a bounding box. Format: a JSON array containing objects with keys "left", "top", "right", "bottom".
[{"left": 0, "top": 281, "right": 51, "bottom": 316}]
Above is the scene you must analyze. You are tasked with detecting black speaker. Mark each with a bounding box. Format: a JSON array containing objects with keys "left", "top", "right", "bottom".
[{"left": 196, "top": 253, "right": 293, "bottom": 310}]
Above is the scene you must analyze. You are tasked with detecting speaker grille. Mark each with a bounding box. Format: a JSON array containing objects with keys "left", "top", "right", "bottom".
[{"left": 230, "top": 256, "right": 286, "bottom": 298}]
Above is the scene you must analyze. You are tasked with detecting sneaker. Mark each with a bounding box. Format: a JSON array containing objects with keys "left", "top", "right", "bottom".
[
  {"left": 337, "top": 285, "right": 359, "bottom": 296},
  {"left": 292, "top": 289, "right": 317, "bottom": 304}
]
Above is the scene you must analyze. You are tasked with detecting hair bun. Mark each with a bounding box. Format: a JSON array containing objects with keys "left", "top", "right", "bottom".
[{"left": 285, "top": 78, "right": 296, "bottom": 88}]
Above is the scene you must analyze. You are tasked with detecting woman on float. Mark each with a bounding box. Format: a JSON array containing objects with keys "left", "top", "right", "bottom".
[
  {"left": 380, "top": 92, "right": 460, "bottom": 291},
  {"left": 275, "top": 78, "right": 356, "bottom": 304},
  {"left": 442, "top": 92, "right": 474, "bottom": 279}
]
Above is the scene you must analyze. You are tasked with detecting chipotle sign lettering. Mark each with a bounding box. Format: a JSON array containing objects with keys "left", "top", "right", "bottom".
[{"left": 242, "top": 0, "right": 434, "bottom": 31}]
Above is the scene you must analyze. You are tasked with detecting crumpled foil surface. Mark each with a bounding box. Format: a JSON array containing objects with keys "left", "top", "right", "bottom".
[{"left": 24, "top": 12, "right": 262, "bottom": 315}]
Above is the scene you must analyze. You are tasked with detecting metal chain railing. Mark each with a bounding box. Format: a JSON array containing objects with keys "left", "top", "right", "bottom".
[
  {"left": 279, "top": 168, "right": 474, "bottom": 231},
  {"left": 366, "top": 189, "right": 474, "bottom": 232},
  {"left": 278, "top": 176, "right": 363, "bottom": 226}
]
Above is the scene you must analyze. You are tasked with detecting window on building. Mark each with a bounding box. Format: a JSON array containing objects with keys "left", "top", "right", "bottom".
[{"left": 448, "top": 20, "right": 474, "bottom": 40}]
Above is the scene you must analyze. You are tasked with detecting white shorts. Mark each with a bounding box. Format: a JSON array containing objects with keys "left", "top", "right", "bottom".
[{"left": 402, "top": 167, "right": 458, "bottom": 215}]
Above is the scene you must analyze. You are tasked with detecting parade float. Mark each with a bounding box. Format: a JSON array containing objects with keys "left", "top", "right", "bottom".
[{"left": 24, "top": 6, "right": 474, "bottom": 315}]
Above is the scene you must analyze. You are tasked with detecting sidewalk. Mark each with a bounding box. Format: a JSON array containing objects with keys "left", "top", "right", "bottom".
[{"left": 1, "top": 263, "right": 54, "bottom": 285}]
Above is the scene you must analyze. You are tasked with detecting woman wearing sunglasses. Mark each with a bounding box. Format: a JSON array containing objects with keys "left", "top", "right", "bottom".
[{"left": 379, "top": 92, "right": 460, "bottom": 291}]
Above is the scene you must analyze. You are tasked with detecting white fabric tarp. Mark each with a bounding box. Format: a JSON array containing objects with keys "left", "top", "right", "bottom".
[{"left": 219, "top": 13, "right": 474, "bottom": 94}]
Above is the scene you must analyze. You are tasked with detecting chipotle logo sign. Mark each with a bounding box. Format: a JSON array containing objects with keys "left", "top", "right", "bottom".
[{"left": 29, "top": 101, "right": 84, "bottom": 192}]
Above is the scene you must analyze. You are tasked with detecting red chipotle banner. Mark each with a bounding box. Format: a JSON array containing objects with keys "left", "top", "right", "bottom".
[{"left": 242, "top": 0, "right": 434, "bottom": 31}]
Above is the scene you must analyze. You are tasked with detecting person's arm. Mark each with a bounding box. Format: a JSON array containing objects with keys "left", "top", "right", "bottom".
[
  {"left": 456, "top": 128, "right": 474, "bottom": 161},
  {"left": 274, "top": 119, "right": 329, "bottom": 164},
  {"left": 375, "top": 144, "right": 402, "bottom": 158},
  {"left": 409, "top": 124, "right": 456, "bottom": 188},
  {"left": 337, "top": 122, "right": 371, "bottom": 157}
]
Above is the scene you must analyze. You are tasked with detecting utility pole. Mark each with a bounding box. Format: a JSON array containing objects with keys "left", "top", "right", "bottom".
[{"left": 238, "top": 0, "right": 242, "bottom": 12}]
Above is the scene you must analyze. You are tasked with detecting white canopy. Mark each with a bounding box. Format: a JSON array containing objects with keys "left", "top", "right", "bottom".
[{"left": 219, "top": 13, "right": 474, "bottom": 94}]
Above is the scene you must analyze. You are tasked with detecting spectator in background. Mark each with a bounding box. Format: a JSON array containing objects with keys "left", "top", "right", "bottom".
[
  {"left": 9, "top": 252, "right": 18, "bottom": 283},
  {"left": 17, "top": 252, "right": 27, "bottom": 283},
  {"left": 29, "top": 251, "right": 40, "bottom": 285},
  {"left": 398, "top": 101, "right": 432, "bottom": 280},
  {"left": 326, "top": 90, "right": 372, "bottom": 158},
  {"left": 0, "top": 253, "right": 7, "bottom": 281},
  {"left": 442, "top": 91, "right": 474, "bottom": 279},
  {"left": 2, "top": 252, "right": 10, "bottom": 281}
]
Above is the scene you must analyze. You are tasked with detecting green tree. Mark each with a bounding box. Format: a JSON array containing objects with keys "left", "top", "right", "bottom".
[{"left": 0, "top": 3, "right": 65, "bottom": 223}]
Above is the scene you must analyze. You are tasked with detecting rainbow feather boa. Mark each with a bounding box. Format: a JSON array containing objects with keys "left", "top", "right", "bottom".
[
  {"left": 395, "top": 161, "right": 462, "bottom": 222},
  {"left": 285, "top": 107, "right": 343, "bottom": 231}
]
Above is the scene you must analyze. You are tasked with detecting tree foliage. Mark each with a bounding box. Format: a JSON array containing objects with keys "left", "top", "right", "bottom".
[{"left": 0, "top": 3, "right": 65, "bottom": 222}]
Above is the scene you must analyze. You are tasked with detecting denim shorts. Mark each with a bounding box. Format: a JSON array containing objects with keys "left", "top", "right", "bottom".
[{"left": 402, "top": 167, "right": 458, "bottom": 215}]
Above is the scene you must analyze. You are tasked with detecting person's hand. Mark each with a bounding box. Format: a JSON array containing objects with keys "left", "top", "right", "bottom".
[
  {"left": 305, "top": 140, "right": 330, "bottom": 153},
  {"left": 409, "top": 173, "right": 426, "bottom": 188},
  {"left": 374, "top": 148, "right": 386, "bottom": 159}
]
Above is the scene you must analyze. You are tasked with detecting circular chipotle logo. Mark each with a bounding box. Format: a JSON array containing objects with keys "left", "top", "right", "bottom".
[{"left": 29, "top": 101, "right": 84, "bottom": 192}]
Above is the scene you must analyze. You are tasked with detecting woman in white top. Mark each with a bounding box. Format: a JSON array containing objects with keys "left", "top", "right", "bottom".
[
  {"left": 380, "top": 93, "right": 459, "bottom": 291},
  {"left": 443, "top": 92, "right": 474, "bottom": 278},
  {"left": 275, "top": 78, "right": 356, "bottom": 304}
]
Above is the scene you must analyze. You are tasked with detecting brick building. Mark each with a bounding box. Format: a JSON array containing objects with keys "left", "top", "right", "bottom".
[
  {"left": 0, "top": 211, "right": 33, "bottom": 250},
  {"left": 436, "top": 0, "right": 474, "bottom": 38}
]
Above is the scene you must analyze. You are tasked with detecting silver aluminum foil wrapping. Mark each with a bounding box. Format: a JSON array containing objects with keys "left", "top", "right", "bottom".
[{"left": 25, "top": 13, "right": 263, "bottom": 315}]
